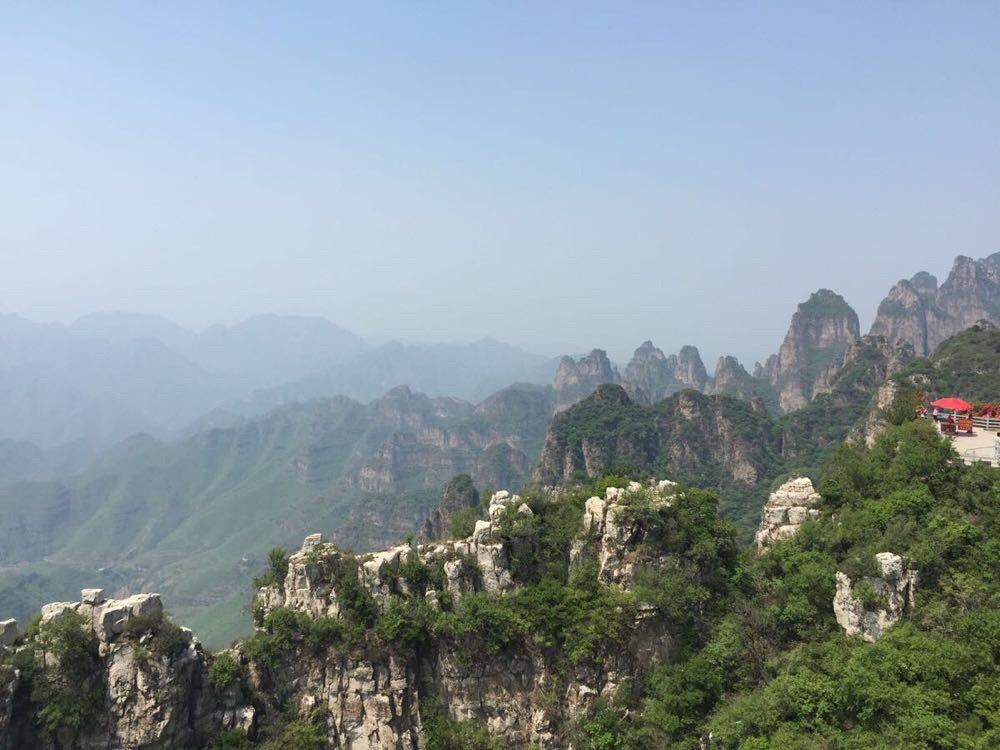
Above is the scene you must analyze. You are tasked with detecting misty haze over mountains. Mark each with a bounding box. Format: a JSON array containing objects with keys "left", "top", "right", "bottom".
[
  {"left": 1, "top": 249, "right": 998, "bottom": 646},
  {"left": 2, "top": 250, "right": 999, "bottom": 453},
  {"left": 0, "top": 312, "right": 557, "bottom": 447}
]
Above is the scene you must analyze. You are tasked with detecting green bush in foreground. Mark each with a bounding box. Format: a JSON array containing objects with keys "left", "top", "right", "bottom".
[{"left": 208, "top": 651, "right": 241, "bottom": 688}]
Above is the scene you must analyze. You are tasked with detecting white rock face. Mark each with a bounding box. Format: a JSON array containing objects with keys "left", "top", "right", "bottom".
[
  {"left": 0, "top": 664, "right": 17, "bottom": 739},
  {"left": 833, "top": 553, "right": 918, "bottom": 642},
  {"left": 754, "top": 476, "right": 822, "bottom": 552}
]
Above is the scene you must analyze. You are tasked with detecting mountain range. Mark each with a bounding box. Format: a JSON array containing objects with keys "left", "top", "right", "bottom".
[
  {"left": 0, "top": 250, "right": 997, "bottom": 648},
  {"left": 0, "top": 313, "right": 556, "bottom": 449}
]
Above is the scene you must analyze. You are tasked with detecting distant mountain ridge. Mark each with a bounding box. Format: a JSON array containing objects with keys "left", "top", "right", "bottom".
[{"left": 0, "top": 312, "right": 555, "bottom": 447}]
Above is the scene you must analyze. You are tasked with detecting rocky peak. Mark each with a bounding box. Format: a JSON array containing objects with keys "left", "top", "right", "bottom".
[
  {"left": 909, "top": 270, "right": 939, "bottom": 299},
  {"left": 553, "top": 349, "right": 619, "bottom": 411},
  {"left": 623, "top": 341, "right": 676, "bottom": 404},
  {"left": 764, "top": 289, "right": 860, "bottom": 412},
  {"left": 869, "top": 277, "right": 942, "bottom": 357},
  {"left": 707, "top": 355, "right": 760, "bottom": 402},
  {"left": 833, "top": 553, "right": 918, "bottom": 642},
  {"left": 870, "top": 252, "right": 1000, "bottom": 355},
  {"left": 667, "top": 345, "right": 709, "bottom": 391}
]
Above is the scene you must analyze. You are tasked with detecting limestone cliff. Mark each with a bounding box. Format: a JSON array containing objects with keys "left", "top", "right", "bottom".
[
  {"left": 763, "top": 289, "right": 861, "bottom": 413},
  {"left": 779, "top": 335, "right": 915, "bottom": 463},
  {"left": 246, "top": 481, "right": 703, "bottom": 748},
  {"left": 870, "top": 252, "right": 1000, "bottom": 355}
]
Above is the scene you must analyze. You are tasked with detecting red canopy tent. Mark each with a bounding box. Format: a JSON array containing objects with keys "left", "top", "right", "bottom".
[{"left": 931, "top": 397, "right": 972, "bottom": 412}]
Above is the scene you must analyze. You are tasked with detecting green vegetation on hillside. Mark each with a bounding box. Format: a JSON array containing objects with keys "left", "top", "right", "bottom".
[
  {"left": 544, "top": 386, "right": 783, "bottom": 534},
  {"left": 0, "top": 384, "right": 552, "bottom": 649},
  {"left": 895, "top": 323, "right": 1000, "bottom": 402},
  {"left": 233, "top": 418, "right": 999, "bottom": 748},
  {"left": 572, "top": 420, "right": 1000, "bottom": 748}
]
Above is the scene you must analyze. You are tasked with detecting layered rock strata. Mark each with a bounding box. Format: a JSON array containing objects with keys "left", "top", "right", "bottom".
[{"left": 754, "top": 476, "right": 822, "bottom": 552}]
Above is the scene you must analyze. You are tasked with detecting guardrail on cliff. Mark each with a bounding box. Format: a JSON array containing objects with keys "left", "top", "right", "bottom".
[
  {"left": 963, "top": 446, "right": 998, "bottom": 466},
  {"left": 972, "top": 415, "right": 1000, "bottom": 431}
]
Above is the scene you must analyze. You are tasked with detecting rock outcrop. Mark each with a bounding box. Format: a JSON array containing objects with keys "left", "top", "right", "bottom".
[
  {"left": 553, "top": 349, "right": 620, "bottom": 411},
  {"left": 763, "top": 289, "right": 861, "bottom": 413},
  {"left": 258, "top": 490, "right": 524, "bottom": 621},
  {"left": 1, "top": 589, "right": 252, "bottom": 749},
  {"left": 420, "top": 474, "right": 481, "bottom": 542},
  {"left": 870, "top": 253, "right": 1000, "bottom": 355},
  {"left": 754, "top": 477, "right": 822, "bottom": 552},
  {"left": 571, "top": 480, "right": 679, "bottom": 587},
  {"left": 833, "top": 553, "right": 918, "bottom": 642}
]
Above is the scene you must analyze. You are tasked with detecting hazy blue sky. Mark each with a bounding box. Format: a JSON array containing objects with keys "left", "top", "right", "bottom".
[{"left": 2, "top": 2, "right": 998, "bottom": 365}]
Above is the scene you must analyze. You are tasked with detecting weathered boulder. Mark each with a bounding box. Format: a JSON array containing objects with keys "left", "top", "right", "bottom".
[
  {"left": 81, "top": 587, "right": 106, "bottom": 605},
  {"left": 833, "top": 552, "right": 918, "bottom": 642},
  {"left": 93, "top": 593, "right": 163, "bottom": 642},
  {"left": 754, "top": 476, "right": 822, "bottom": 552}
]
